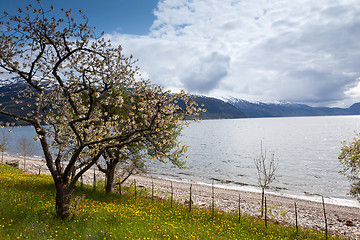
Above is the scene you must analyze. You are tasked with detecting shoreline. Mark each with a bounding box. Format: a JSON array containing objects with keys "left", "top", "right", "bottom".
[
  {"left": 15, "top": 153, "right": 360, "bottom": 208},
  {"left": 2, "top": 155, "right": 360, "bottom": 239},
  {"left": 162, "top": 177, "right": 360, "bottom": 209}
]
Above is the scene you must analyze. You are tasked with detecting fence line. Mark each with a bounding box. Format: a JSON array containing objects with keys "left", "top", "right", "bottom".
[{"left": 104, "top": 177, "right": 348, "bottom": 239}]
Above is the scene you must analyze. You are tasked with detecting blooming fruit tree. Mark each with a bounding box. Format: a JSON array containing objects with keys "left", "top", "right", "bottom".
[{"left": 0, "top": 2, "right": 201, "bottom": 219}]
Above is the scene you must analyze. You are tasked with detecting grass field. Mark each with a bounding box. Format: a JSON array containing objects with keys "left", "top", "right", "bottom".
[{"left": 0, "top": 163, "right": 343, "bottom": 239}]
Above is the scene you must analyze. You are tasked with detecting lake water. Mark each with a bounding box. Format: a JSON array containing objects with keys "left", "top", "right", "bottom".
[
  {"left": 2, "top": 115, "right": 360, "bottom": 206},
  {"left": 148, "top": 115, "right": 360, "bottom": 206}
]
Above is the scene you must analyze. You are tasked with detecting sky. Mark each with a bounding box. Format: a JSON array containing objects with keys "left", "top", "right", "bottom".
[{"left": 3, "top": 0, "right": 360, "bottom": 107}]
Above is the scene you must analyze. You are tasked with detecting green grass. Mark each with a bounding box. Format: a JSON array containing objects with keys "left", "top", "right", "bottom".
[{"left": 0, "top": 163, "right": 344, "bottom": 240}]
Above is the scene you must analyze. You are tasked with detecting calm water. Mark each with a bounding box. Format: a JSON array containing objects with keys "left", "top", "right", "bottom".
[
  {"left": 148, "top": 115, "right": 360, "bottom": 206},
  {"left": 2, "top": 115, "right": 360, "bottom": 205}
]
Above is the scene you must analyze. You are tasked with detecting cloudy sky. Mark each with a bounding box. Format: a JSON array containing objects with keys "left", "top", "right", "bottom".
[{"left": 4, "top": 0, "right": 360, "bottom": 107}]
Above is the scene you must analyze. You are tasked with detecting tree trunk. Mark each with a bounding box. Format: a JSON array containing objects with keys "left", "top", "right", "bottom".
[
  {"left": 105, "top": 163, "right": 116, "bottom": 194},
  {"left": 54, "top": 180, "right": 75, "bottom": 220},
  {"left": 261, "top": 187, "right": 265, "bottom": 218}
]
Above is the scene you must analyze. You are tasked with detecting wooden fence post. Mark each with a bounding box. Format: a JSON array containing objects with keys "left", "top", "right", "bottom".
[
  {"left": 238, "top": 193, "right": 241, "bottom": 223},
  {"left": 189, "top": 184, "right": 192, "bottom": 212},
  {"left": 118, "top": 180, "right": 122, "bottom": 196},
  {"left": 211, "top": 180, "right": 215, "bottom": 216},
  {"left": 134, "top": 179, "right": 137, "bottom": 199},
  {"left": 170, "top": 181, "right": 173, "bottom": 207},
  {"left": 295, "top": 201, "right": 298, "bottom": 234},
  {"left": 151, "top": 180, "right": 154, "bottom": 202},
  {"left": 322, "top": 196, "right": 328, "bottom": 240},
  {"left": 93, "top": 168, "right": 96, "bottom": 192}
]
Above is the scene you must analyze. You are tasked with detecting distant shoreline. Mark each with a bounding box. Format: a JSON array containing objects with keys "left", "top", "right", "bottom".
[{"left": 2, "top": 155, "right": 360, "bottom": 239}]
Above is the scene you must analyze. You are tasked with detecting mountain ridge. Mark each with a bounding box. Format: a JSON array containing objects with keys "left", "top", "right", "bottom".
[
  {"left": 226, "top": 97, "right": 360, "bottom": 118},
  {"left": 1, "top": 77, "right": 360, "bottom": 120},
  {"left": 0, "top": 78, "right": 247, "bottom": 123}
]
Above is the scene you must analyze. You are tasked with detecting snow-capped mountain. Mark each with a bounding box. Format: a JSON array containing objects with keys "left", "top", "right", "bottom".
[
  {"left": 0, "top": 76, "right": 56, "bottom": 92},
  {"left": 1, "top": 76, "right": 360, "bottom": 121},
  {"left": 0, "top": 77, "right": 247, "bottom": 122},
  {"left": 226, "top": 97, "right": 360, "bottom": 118},
  {"left": 0, "top": 76, "right": 28, "bottom": 92}
]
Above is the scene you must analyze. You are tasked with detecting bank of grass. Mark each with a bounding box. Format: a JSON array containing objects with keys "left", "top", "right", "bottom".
[{"left": 0, "top": 163, "right": 343, "bottom": 240}]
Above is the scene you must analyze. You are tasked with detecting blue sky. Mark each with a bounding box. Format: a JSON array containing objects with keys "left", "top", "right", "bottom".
[
  {"left": 3, "top": 0, "right": 360, "bottom": 107},
  {"left": 2, "top": 0, "right": 158, "bottom": 35}
]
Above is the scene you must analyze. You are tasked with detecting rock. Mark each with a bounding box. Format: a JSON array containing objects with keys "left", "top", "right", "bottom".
[
  {"left": 198, "top": 202, "right": 207, "bottom": 207},
  {"left": 5, "top": 160, "right": 19, "bottom": 168},
  {"left": 345, "top": 220, "right": 354, "bottom": 227}
]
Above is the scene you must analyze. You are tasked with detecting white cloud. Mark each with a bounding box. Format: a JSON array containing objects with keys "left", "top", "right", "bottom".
[
  {"left": 181, "top": 52, "right": 231, "bottom": 93},
  {"left": 105, "top": 0, "right": 360, "bottom": 107}
]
